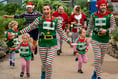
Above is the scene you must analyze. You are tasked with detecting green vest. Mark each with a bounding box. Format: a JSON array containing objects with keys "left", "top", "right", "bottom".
[
  {"left": 92, "top": 13, "right": 112, "bottom": 43},
  {"left": 19, "top": 42, "right": 32, "bottom": 60},
  {"left": 5, "top": 29, "right": 19, "bottom": 53},
  {"left": 38, "top": 17, "right": 58, "bottom": 47},
  {"left": 76, "top": 38, "right": 87, "bottom": 54}
]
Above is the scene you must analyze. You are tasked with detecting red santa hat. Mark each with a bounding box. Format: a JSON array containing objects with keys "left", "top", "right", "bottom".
[
  {"left": 96, "top": 0, "right": 107, "bottom": 9},
  {"left": 26, "top": 2, "right": 34, "bottom": 8}
]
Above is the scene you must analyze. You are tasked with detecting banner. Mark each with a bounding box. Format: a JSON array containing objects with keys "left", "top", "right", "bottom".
[{"left": 90, "top": 0, "right": 98, "bottom": 14}]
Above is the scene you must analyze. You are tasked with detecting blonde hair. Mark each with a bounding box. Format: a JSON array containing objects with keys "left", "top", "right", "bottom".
[
  {"left": 8, "top": 21, "right": 18, "bottom": 29},
  {"left": 21, "top": 33, "right": 30, "bottom": 41},
  {"left": 73, "top": 5, "right": 81, "bottom": 14}
]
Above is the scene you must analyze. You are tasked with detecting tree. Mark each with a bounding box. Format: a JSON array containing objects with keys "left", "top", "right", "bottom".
[{"left": 4, "top": 3, "right": 21, "bottom": 15}]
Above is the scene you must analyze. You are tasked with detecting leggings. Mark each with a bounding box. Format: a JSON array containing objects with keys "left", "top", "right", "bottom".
[
  {"left": 56, "top": 32, "right": 63, "bottom": 50},
  {"left": 10, "top": 51, "right": 15, "bottom": 64},
  {"left": 91, "top": 40, "right": 109, "bottom": 77},
  {"left": 39, "top": 46, "right": 58, "bottom": 79},
  {"left": 78, "top": 54, "right": 88, "bottom": 70},
  {"left": 21, "top": 58, "right": 31, "bottom": 73}
]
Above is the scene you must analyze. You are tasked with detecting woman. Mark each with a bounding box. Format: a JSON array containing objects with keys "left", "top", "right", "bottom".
[{"left": 13, "top": 4, "right": 72, "bottom": 79}]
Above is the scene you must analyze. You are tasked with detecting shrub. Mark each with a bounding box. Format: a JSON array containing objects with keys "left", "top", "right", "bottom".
[{"left": 4, "top": 3, "right": 21, "bottom": 15}]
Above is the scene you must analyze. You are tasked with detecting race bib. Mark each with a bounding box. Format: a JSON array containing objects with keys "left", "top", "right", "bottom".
[
  {"left": 43, "top": 22, "right": 55, "bottom": 30},
  {"left": 95, "top": 18, "right": 106, "bottom": 26},
  {"left": 20, "top": 46, "right": 29, "bottom": 54},
  {"left": 13, "top": 38, "right": 19, "bottom": 45}
]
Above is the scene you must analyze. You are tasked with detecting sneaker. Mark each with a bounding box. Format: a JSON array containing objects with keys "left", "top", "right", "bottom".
[
  {"left": 97, "top": 77, "right": 102, "bottom": 79},
  {"left": 78, "top": 69, "right": 83, "bottom": 74},
  {"left": 57, "top": 50, "right": 61, "bottom": 56},
  {"left": 10, "top": 61, "right": 12, "bottom": 66},
  {"left": 41, "top": 72, "right": 45, "bottom": 79},
  {"left": 20, "top": 72, "right": 24, "bottom": 77},
  {"left": 59, "top": 49, "right": 62, "bottom": 53},
  {"left": 12, "top": 63, "right": 15, "bottom": 66},
  {"left": 75, "top": 57, "right": 78, "bottom": 61},
  {"left": 91, "top": 70, "right": 97, "bottom": 79},
  {"left": 26, "top": 73, "right": 30, "bottom": 77}
]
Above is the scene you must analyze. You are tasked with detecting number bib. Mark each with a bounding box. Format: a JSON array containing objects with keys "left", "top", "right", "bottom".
[
  {"left": 13, "top": 38, "right": 19, "bottom": 45},
  {"left": 20, "top": 46, "right": 29, "bottom": 54},
  {"left": 95, "top": 18, "right": 106, "bottom": 26},
  {"left": 43, "top": 22, "right": 55, "bottom": 30}
]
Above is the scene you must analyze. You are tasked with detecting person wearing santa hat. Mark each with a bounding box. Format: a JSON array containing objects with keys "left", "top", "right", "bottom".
[
  {"left": 86, "top": 0, "right": 116, "bottom": 79},
  {"left": 3, "top": 2, "right": 42, "bottom": 61}
]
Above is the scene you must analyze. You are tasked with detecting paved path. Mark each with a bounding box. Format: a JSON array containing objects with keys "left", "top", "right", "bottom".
[{"left": 0, "top": 40, "right": 118, "bottom": 79}]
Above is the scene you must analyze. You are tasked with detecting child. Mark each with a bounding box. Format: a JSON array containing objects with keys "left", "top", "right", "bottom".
[
  {"left": 10, "top": 33, "right": 34, "bottom": 78},
  {"left": 73, "top": 29, "right": 89, "bottom": 73},
  {"left": 5, "top": 21, "right": 19, "bottom": 67}
]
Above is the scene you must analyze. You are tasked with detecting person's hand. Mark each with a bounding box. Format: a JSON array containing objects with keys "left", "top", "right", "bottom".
[
  {"left": 85, "top": 49, "right": 88, "bottom": 52},
  {"left": 71, "top": 22, "right": 77, "bottom": 25},
  {"left": 100, "top": 29, "right": 107, "bottom": 34},
  {"left": 57, "top": 17, "right": 62, "bottom": 20},
  {"left": 76, "top": 53, "right": 79, "bottom": 56},
  {"left": 71, "top": 43, "right": 79, "bottom": 46},
  {"left": 9, "top": 47, "right": 13, "bottom": 50},
  {"left": 66, "top": 29, "right": 70, "bottom": 33},
  {"left": 83, "top": 24, "right": 87, "bottom": 28},
  {"left": 3, "top": 15, "right": 9, "bottom": 18}
]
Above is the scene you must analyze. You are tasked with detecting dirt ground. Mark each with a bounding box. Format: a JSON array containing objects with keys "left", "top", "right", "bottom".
[{"left": 0, "top": 41, "right": 118, "bottom": 79}]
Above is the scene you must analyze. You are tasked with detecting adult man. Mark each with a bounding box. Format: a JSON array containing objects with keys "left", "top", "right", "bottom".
[
  {"left": 52, "top": 6, "right": 70, "bottom": 55},
  {"left": 3, "top": 2, "right": 42, "bottom": 60},
  {"left": 86, "top": 0, "right": 116, "bottom": 79}
]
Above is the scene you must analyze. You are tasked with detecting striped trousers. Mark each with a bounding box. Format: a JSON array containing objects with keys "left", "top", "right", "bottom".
[
  {"left": 39, "top": 46, "right": 58, "bottom": 79},
  {"left": 91, "top": 40, "right": 109, "bottom": 78},
  {"left": 56, "top": 32, "right": 63, "bottom": 50}
]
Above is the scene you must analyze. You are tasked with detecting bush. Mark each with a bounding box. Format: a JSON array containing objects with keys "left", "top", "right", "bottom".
[
  {"left": 112, "top": 26, "right": 118, "bottom": 41},
  {"left": 4, "top": 3, "right": 21, "bottom": 15}
]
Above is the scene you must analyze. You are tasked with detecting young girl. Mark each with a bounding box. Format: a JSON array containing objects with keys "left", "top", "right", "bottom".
[
  {"left": 5, "top": 21, "right": 19, "bottom": 67},
  {"left": 10, "top": 33, "right": 34, "bottom": 78},
  {"left": 69, "top": 5, "right": 87, "bottom": 55},
  {"left": 73, "top": 29, "right": 89, "bottom": 73}
]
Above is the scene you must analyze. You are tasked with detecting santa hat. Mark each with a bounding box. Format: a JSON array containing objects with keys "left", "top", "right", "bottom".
[
  {"left": 96, "top": 0, "right": 107, "bottom": 9},
  {"left": 26, "top": 2, "right": 34, "bottom": 8}
]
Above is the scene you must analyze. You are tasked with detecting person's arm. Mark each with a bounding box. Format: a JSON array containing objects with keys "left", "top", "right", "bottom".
[
  {"left": 86, "top": 15, "right": 94, "bottom": 37},
  {"left": 85, "top": 39, "right": 89, "bottom": 52},
  {"left": 19, "top": 17, "right": 39, "bottom": 34},
  {"left": 9, "top": 44, "right": 20, "bottom": 51},
  {"left": 66, "top": 14, "right": 70, "bottom": 32},
  {"left": 107, "top": 14, "right": 117, "bottom": 33},
  {"left": 74, "top": 39, "right": 78, "bottom": 54},
  {"left": 3, "top": 15, "right": 14, "bottom": 18},
  {"left": 82, "top": 13, "right": 87, "bottom": 28},
  {"left": 31, "top": 43, "right": 35, "bottom": 54},
  {"left": 3, "top": 13, "right": 25, "bottom": 18},
  {"left": 57, "top": 21, "right": 72, "bottom": 45},
  {"left": 14, "top": 13, "right": 25, "bottom": 18},
  {"left": 100, "top": 14, "right": 117, "bottom": 34}
]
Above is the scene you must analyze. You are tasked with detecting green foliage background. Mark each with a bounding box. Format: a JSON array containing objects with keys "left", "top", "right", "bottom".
[{"left": 0, "top": 0, "right": 90, "bottom": 41}]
